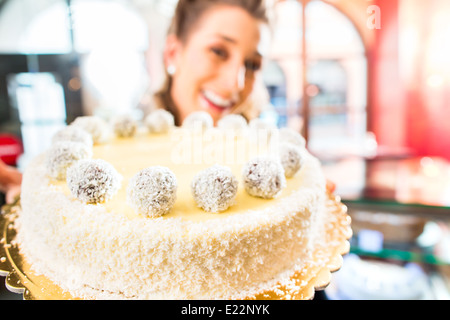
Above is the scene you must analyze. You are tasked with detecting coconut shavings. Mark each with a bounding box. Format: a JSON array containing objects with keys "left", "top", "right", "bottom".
[
  {"left": 126, "top": 166, "right": 178, "bottom": 218},
  {"left": 191, "top": 164, "right": 238, "bottom": 213},
  {"left": 67, "top": 159, "right": 122, "bottom": 204},
  {"left": 182, "top": 111, "right": 214, "bottom": 130},
  {"left": 16, "top": 126, "right": 330, "bottom": 300},
  {"left": 249, "top": 118, "right": 277, "bottom": 131},
  {"left": 279, "top": 127, "right": 306, "bottom": 148},
  {"left": 71, "top": 116, "right": 111, "bottom": 144},
  {"left": 145, "top": 109, "right": 175, "bottom": 134},
  {"left": 242, "top": 156, "right": 286, "bottom": 199},
  {"left": 217, "top": 114, "right": 248, "bottom": 131},
  {"left": 279, "top": 143, "right": 304, "bottom": 178},
  {"left": 111, "top": 114, "right": 138, "bottom": 138},
  {"left": 52, "top": 126, "right": 94, "bottom": 148},
  {"left": 45, "top": 141, "right": 93, "bottom": 180}
]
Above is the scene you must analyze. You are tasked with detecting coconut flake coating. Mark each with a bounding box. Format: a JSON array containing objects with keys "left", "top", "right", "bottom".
[
  {"left": 111, "top": 115, "right": 138, "bottom": 138},
  {"left": 45, "top": 141, "right": 93, "bottom": 180},
  {"left": 52, "top": 126, "right": 93, "bottom": 148},
  {"left": 127, "top": 166, "right": 177, "bottom": 218},
  {"left": 182, "top": 111, "right": 214, "bottom": 130},
  {"left": 191, "top": 165, "right": 238, "bottom": 213},
  {"left": 71, "top": 116, "right": 111, "bottom": 144},
  {"left": 248, "top": 118, "right": 276, "bottom": 144},
  {"left": 242, "top": 156, "right": 286, "bottom": 199},
  {"left": 16, "top": 128, "right": 329, "bottom": 300},
  {"left": 145, "top": 109, "right": 175, "bottom": 134},
  {"left": 217, "top": 114, "right": 247, "bottom": 131},
  {"left": 279, "top": 127, "right": 306, "bottom": 148},
  {"left": 67, "top": 159, "right": 122, "bottom": 204},
  {"left": 279, "top": 143, "right": 304, "bottom": 178},
  {"left": 249, "top": 118, "right": 277, "bottom": 131}
]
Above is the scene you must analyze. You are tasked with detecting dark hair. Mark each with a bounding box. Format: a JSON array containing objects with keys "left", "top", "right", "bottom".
[
  {"left": 154, "top": 0, "right": 268, "bottom": 125},
  {"left": 170, "top": 0, "right": 268, "bottom": 42}
]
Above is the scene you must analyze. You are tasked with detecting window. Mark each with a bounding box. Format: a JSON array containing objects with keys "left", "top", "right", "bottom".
[{"left": 0, "top": 0, "right": 151, "bottom": 167}]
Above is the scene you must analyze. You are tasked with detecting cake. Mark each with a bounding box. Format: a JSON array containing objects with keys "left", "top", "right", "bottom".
[{"left": 14, "top": 112, "right": 328, "bottom": 300}]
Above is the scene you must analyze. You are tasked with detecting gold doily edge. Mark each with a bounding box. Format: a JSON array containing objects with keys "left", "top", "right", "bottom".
[
  {"left": 249, "top": 193, "right": 352, "bottom": 300},
  {"left": 0, "top": 193, "right": 351, "bottom": 300}
]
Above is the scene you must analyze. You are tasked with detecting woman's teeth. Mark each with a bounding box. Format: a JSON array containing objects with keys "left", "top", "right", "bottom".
[{"left": 202, "top": 90, "right": 235, "bottom": 108}]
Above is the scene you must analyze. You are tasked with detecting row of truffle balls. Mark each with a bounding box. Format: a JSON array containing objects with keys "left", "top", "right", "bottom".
[{"left": 44, "top": 112, "right": 306, "bottom": 217}]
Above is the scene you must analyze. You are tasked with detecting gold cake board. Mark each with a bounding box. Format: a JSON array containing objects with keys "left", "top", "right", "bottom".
[{"left": 0, "top": 193, "right": 351, "bottom": 300}]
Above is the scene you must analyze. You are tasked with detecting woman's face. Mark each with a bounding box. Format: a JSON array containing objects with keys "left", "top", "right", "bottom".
[{"left": 167, "top": 5, "right": 264, "bottom": 124}]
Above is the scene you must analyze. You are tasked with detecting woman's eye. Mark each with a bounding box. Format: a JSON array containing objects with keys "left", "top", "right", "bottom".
[
  {"left": 211, "top": 47, "right": 227, "bottom": 59},
  {"left": 245, "top": 60, "right": 261, "bottom": 72}
]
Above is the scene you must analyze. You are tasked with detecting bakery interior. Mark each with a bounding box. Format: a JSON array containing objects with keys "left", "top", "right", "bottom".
[{"left": 0, "top": 0, "right": 449, "bottom": 300}]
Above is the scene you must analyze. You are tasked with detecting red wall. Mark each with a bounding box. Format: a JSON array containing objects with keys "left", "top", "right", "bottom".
[
  {"left": 367, "top": 0, "right": 407, "bottom": 155},
  {"left": 368, "top": 0, "right": 450, "bottom": 160}
]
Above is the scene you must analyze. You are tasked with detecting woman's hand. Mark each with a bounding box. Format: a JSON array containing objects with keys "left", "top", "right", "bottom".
[
  {"left": 5, "top": 184, "right": 21, "bottom": 204},
  {"left": 0, "top": 160, "right": 22, "bottom": 204},
  {"left": 326, "top": 180, "right": 336, "bottom": 194}
]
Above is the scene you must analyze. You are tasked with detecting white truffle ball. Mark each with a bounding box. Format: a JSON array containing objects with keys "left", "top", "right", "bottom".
[
  {"left": 248, "top": 118, "right": 277, "bottom": 143},
  {"left": 71, "top": 116, "right": 111, "bottom": 144},
  {"left": 111, "top": 114, "right": 138, "bottom": 138},
  {"left": 67, "top": 159, "right": 122, "bottom": 204},
  {"left": 52, "top": 126, "right": 93, "bottom": 148},
  {"left": 279, "top": 127, "right": 306, "bottom": 148},
  {"left": 217, "top": 114, "right": 247, "bottom": 131},
  {"left": 145, "top": 109, "right": 175, "bottom": 134},
  {"left": 242, "top": 156, "right": 286, "bottom": 199},
  {"left": 191, "top": 165, "right": 238, "bottom": 213},
  {"left": 249, "top": 118, "right": 277, "bottom": 131},
  {"left": 279, "top": 143, "right": 304, "bottom": 178},
  {"left": 45, "top": 141, "right": 93, "bottom": 180},
  {"left": 182, "top": 111, "right": 214, "bottom": 130},
  {"left": 127, "top": 166, "right": 178, "bottom": 218}
]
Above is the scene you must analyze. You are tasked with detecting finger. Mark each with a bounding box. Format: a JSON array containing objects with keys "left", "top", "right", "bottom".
[{"left": 6, "top": 185, "right": 21, "bottom": 204}]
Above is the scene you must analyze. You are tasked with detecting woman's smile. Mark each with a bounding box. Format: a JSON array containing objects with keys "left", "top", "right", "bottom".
[{"left": 200, "top": 89, "right": 239, "bottom": 113}]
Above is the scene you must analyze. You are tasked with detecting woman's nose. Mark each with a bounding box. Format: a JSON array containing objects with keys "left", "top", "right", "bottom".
[{"left": 220, "top": 63, "right": 246, "bottom": 93}]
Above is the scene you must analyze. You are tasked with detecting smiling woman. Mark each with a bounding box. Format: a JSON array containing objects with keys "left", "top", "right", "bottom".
[{"left": 150, "top": 0, "right": 269, "bottom": 126}]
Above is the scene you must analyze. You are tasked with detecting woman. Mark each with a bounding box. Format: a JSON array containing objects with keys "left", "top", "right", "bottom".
[
  {"left": 148, "top": 1, "right": 336, "bottom": 194},
  {"left": 150, "top": 0, "right": 270, "bottom": 126}
]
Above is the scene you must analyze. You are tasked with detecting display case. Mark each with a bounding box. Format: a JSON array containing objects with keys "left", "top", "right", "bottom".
[{"left": 322, "top": 155, "right": 450, "bottom": 299}]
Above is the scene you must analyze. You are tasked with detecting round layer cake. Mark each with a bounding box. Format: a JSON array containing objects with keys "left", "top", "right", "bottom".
[{"left": 15, "top": 113, "right": 327, "bottom": 300}]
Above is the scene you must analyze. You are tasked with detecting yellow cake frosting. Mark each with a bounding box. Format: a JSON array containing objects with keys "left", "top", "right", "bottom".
[{"left": 15, "top": 119, "right": 327, "bottom": 300}]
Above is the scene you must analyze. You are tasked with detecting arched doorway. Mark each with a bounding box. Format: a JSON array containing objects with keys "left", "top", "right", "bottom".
[{"left": 263, "top": 0, "right": 371, "bottom": 158}]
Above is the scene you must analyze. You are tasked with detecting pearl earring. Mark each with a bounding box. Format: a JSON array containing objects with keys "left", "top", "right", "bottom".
[{"left": 167, "top": 65, "right": 176, "bottom": 75}]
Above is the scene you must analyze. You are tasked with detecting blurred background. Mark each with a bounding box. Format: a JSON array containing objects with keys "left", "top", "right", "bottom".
[{"left": 0, "top": 0, "right": 449, "bottom": 300}]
